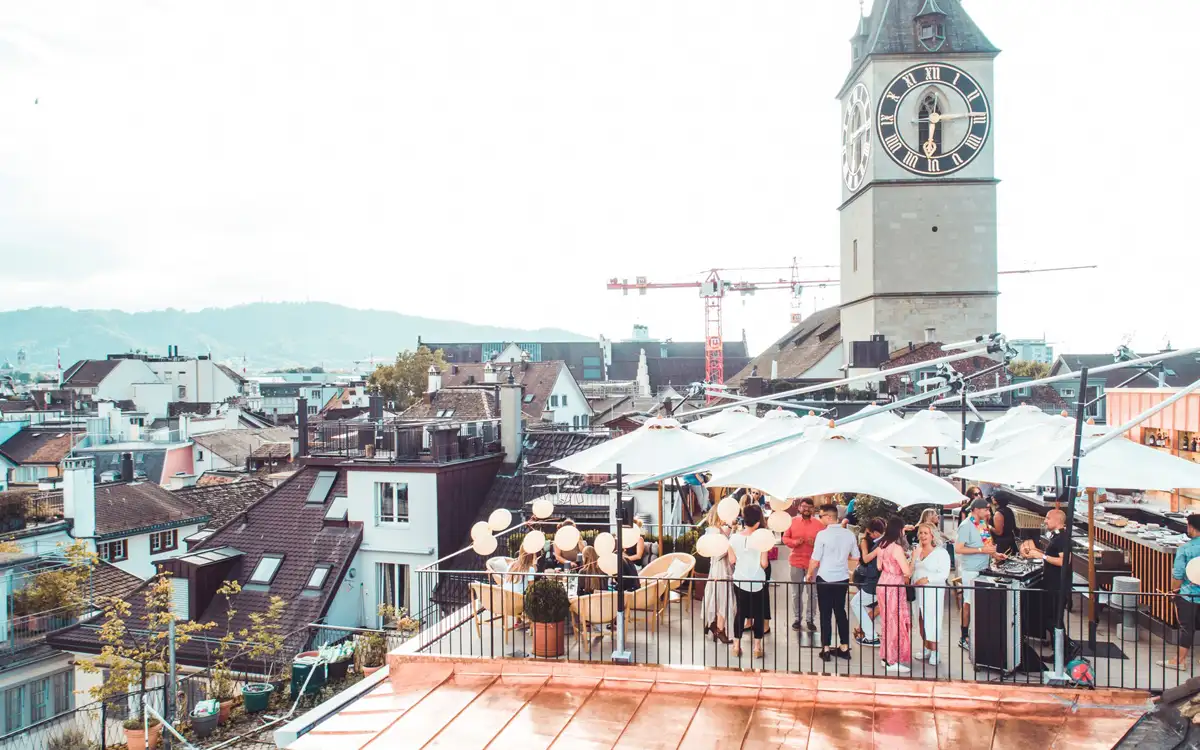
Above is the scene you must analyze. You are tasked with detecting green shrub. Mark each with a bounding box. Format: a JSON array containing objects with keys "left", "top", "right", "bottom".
[
  {"left": 850, "top": 495, "right": 897, "bottom": 528},
  {"left": 523, "top": 578, "right": 570, "bottom": 623}
]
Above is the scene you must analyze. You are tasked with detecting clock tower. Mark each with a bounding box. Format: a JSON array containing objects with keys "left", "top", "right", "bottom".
[{"left": 838, "top": 0, "right": 999, "bottom": 365}]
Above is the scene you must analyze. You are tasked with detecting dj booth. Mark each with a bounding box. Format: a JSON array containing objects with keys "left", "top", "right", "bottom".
[{"left": 971, "top": 557, "right": 1051, "bottom": 672}]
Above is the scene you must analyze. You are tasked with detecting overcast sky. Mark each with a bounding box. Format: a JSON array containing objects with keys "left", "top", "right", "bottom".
[{"left": 1, "top": 2, "right": 1195, "bottom": 356}]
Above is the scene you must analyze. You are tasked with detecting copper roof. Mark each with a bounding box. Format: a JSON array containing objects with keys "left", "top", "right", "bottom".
[{"left": 287, "top": 656, "right": 1149, "bottom": 749}]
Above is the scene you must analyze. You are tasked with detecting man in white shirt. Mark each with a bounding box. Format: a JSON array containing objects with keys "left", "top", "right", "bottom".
[{"left": 806, "top": 504, "right": 861, "bottom": 661}]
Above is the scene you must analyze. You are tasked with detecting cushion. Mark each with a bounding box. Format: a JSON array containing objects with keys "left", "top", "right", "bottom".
[{"left": 665, "top": 560, "right": 690, "bottom": 578}]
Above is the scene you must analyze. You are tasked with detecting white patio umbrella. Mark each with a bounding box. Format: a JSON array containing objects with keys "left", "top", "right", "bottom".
[
  {"left": 964, "top": 419, "right": 1106, "bottom": 459},
  {"left": 981, "top": 404, "right": 1060, "bottom": 441},
  {"left": 870, "top": 407, "right": 964, "bottom": 467},
  {"left": 838, "top": 403, "right": 905, "bottom": 438},
  {"left": 551, "top": 416, "right": 728, "bottom": 550},
  {"left": 684, "top": 406, "right": 760, "bottom": 436},
  {"left": 707, "top": 430, "right": 965, "bottom": 508},
  {"left": 718, "top": 409, "right": 825, "bottom": 450}
]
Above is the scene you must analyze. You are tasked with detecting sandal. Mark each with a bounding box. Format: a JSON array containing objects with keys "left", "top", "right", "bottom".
[
  {"left": 753, "top": 645, "right": 765, "bottom": 659},
  {"left": 732, "top": 643, "right": 743, "bottom": 658}
]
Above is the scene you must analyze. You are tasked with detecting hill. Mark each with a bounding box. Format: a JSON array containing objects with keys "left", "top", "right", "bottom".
[{"left": 0, "top": 303, "right": 593, "bottom": 372}]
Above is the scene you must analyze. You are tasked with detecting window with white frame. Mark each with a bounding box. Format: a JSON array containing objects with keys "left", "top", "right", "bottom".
[
  {"left": 375, "top": 482, "right": 409, "bottom": 524},
  {"left": 376, "top": 562, "right": 408, "bottom": 622},
  {"left": 305, "top": 565, "right": 331, "bottom": 591},
  {"left": 249, "top": 554, "right": 284, "bottom": 584},
  {"left": 178, "top": 385, "right": 187, "bottom": 400},
  {"left": 550, "top": 394, "right": 558, "bottom": 407},
  {"left": 0, "top": 670, "right": 72, "bottom": 734},
  {"left": 561, "top": 394, "right": 567, "bottom": 407},
  {"left": 99, "top": 538, "right": 128, "bottom": 562},
  {"left": 150, "top": 529, "right": 178, "bottom": 554},
  {"left": 12, "top": 466, "right": 51, "bottom": 483}
]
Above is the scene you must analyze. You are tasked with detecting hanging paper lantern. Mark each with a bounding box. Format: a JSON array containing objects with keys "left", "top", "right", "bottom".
[
  {"left": 521, "top": 529, "right": 546, "bottom": 554},
  {"left": 598, "top": 552, "right": 619, "bottom": 576},
  {"left": 470, "top": 521, "right": 492, "bottom": 542},
  {"left": 554, "top": 525, "right": 581, "bottom": 552},
  {"left": 531, "top": 498, "right": 554, "bottom": 519},
  {"left": 767, "top": 511, "right": 791, "bottom": 533},
  {"left": 620, "top": 526, "right": 639, "bottom": 549},
  {"left": 472, "top": 534, "right": 498, "bottom": 556},
  {"left": 749, "top": 528, "right": 776, "bottom": 553},
  {"left": 696, "top": 531, "right": 729, "bottom": 558},
  {"left": 594, "top": 532, "right": 616, "bottom": 555},
  {"left": 768, "top": 496, "right": 792, "bottom": 512},
  {"left": 717, "top": 497, "right": 740, "bottom": 524},
  {"left": 488, "top": 508, "right": 512, "bottom": 531}
]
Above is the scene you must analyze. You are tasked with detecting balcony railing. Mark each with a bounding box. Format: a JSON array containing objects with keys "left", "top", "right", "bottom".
[
  {"left": 414, "top": 535, "right": 1196, "bottom": 694},
  {"left": 307, "top": 421, "right": 496, "bottom": 463},
  {"left": 0, "top": 492, "right": 65, "bottom": 534}
]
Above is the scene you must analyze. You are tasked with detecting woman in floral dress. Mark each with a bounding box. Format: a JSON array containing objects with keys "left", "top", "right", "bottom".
[{"left": 876, "top": 515, "right": 913, "bottom": 673}]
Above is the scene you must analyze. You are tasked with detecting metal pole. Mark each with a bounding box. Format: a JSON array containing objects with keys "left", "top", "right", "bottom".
[
  {"left": 1051, "top": 366, "right": 1089, "bottom": 681},
  {"left": 933, "top": 346, "right": 1200, "bottom": 406},
  {"left": 656, "top": 481, "right": 665, "bottom": 556},
  {"left": 960, "top": 390, "right": 968, "bottom": 494},
  {"left": 677, "top": 345, "right": 993, "bottom": 420},
  {"left": 1087, "top": 487, "right": 1098, "bottom": 651},
  {"left": 166, "top": 618, "right": 176, "bottom": 749},
  {"left": 612, "top": 463, "right": 631, "bottom": 663}
]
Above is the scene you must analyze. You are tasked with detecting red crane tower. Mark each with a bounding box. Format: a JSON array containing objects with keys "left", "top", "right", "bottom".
[
  {"left": 607, "top": 262, "right": 1097, "bottom": 395},
  {"left": 606, "top": 260, "right": 836, "bottom": 391}
]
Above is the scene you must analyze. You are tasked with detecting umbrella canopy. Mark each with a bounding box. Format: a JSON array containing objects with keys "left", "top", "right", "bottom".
[
  {"left": 707, "top": 430, "right": 964, "bottom": 507},
  {"left": 717, "top": 409, "right": 814, "bottom": 449},
  {"left": 952, "top": 435, "right": 1200, "bottom": 491},
  {"left": 965, "top": 419, "right": 1106, "bottom": 459},
  {"left": 838, "top": 403, "right": 905, "bottom": 438},
  {"left": 684, "top": 406, "right": 760, "bottom": 436},
  {"left": 872, "top": 408, "right": 962, "bottom": 451},
  {"left": 982, "top": 404, "right": 1060, "bottom": 441},
  {"left": 551, "top": 416, "right": 727, "bottom": 476}
]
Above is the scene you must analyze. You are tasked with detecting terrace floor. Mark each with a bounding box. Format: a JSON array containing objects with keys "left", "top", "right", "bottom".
[{"left": 282, "top": 656, "right": 1150, "bottom": 749}]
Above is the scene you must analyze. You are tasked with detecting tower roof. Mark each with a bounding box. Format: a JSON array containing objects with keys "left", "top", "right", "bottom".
[{"left": 841, "top": 0, "right": 999, "bottom": 94}]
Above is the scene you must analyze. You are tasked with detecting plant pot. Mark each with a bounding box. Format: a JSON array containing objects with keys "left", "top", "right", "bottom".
[
  {"left": 191, "top": 711, "right": 219, "bottom": 739},
  {"left": 125, "top": 723, "right": 163, "bottom": 750},
  {"left": 327, "top": 658, "right": 349, "bottom": 682},
  {"left": 362, "top": 664, "right": 384, "bottom": 677},
  {"left": 218, "top": 699, "right": 234, "bottom": 724},
  {"left": 241, "top": 683, "right": 274, "bottom": 713},
  {"left": 530, "top": 621, "right": 565, "bottom": 658}
]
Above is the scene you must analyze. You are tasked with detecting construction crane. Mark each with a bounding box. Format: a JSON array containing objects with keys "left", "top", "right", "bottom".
[{"left": 607, "top": 262, "right": 1097, "bottom": 395}]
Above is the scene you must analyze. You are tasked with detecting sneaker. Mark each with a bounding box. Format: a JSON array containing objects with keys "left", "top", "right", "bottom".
[
  {"left": 885, "top": 662, "right": 911, "bottom": 674},
  {"left": 791, "top": 620, "right": 802, "bottom": 631},
  {"left": 856, "top": 637, "right": 880, "bottom": 647},
  {"left": 958, "top": 637, "right": 970, "bottom": 651},
  {"left": 806, "top": 621, "right": 817, "bottom": 633},
  {"left": 927, "top": 652, "right": 939, "bottom": 666},
  {"left": 914, "top": 649, "right": 927, "bottom": 662},
  {"left": 1157, "top": 659, "right": 1183, "bottom": 670}
]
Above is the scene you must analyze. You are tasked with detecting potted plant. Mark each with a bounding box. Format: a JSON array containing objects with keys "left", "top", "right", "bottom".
[
  {"left": 122, "top": 716, "right": 163, "bottom": 750},
  {"left": 48, "top": 727, "right": 98, "bottom": 750},
  {"left": 190, "top": 700, "right": 220, "bottom": 739},
  {"left": 241, "top": 682, "right": 274, "bottom": 713},
  {"left": 358, "top": 631, "right": 387, "bottom": 676},
  {"left": 523, "top": 578, "right": 570, "bottom": 658},
  {"left": 210, "top": 665, "right": 237, "bottom": 723}
]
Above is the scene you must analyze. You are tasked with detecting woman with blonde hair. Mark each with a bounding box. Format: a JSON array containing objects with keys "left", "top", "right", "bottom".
[
  {"left": 911, "top": 522, "right": 951, "bottom": 666},
  {"left": 623, "top": 518, "right": 646, "bottom": 568},
  {"left": 701, "top": 503, "right": 734, "bottom": 644},
  {"left": 505, "top": 549, "right": 538, "bottom": 594},
  {"left": 576, "top": 546, "right": 603, "bottom": 596}
]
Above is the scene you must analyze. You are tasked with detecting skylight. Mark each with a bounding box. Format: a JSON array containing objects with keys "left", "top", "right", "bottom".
[
  {"left": 305, "top": 565, "right": 331, "bottom": 590},
  {"left": 324, "top": 496, "right": 348, "bottom": 522},
  {"left": 306, "top": 471, "right": 337, "bottom": 504},
  {"left": 524, "top": 395, "right": 535, "bottom": 403},
  {"left": 248, "top": 554, "right": 283, "bottom": 584}
]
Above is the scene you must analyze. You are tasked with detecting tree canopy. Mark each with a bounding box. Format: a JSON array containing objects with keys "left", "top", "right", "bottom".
[
  {"left": 368, "top": 346, "right": 450, "bottom": 409},
  {"left": 1008, "top": 360, "right": 1051, "bottom": 378}
]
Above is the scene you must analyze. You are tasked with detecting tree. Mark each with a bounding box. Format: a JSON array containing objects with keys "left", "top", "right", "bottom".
[
  {"left": 368, "top": 346, "right": 450, "bottom": 408},
  {"left": 1008, "top": 360, "right": 1051, "bottom": 379},
  {"left": 78, "top": 575, "right": 215, "bottom": 719}
]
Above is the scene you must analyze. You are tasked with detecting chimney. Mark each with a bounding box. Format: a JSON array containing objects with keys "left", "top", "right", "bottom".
[
  {"left": 167, "top": 472, "right": 198, "bottom": 490},
  {"left": 368, "top": 395, "right": 383, "bottom": 421},
  {"left": 924, "top": 327, "right": 936, "bottom": 343},
  {"left": 120, "top": 452, "right": 134, "bottom": 482},
  {"left": 297, "top": 397, "right": 309, "bottom": 456},
  {"left": 770, "top": 360, "right": 778, "bottom": 379},
  {"left": 177, "top": 413, "right": 191, "bottom": 442},
  {"left": 483, "top": 362, "right": 497, "bottom": 384},
  {"left": 499, "top": 375, "right": 525, "bottom": 466},
  {"left": 427, "top": 365, "right": 442, "bottom": 395},
  {"left": 63, "top": 456, "right": 96, "bottom": 539}
]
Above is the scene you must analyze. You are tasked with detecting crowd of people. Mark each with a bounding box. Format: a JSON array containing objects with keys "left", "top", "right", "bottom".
[{"left": 698, "top": 487, "right": 1069, "bottom": 671}]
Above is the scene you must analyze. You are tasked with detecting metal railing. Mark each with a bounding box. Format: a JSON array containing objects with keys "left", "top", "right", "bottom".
[
  {"left": 0, "top": 686, "right": 166, "bottom": 750},
  {"left": 413, "top": 563, "right": 1196, "bottom": 694},
  {"left": 0, "top": 492, "right": 64, "bottom": 534}
]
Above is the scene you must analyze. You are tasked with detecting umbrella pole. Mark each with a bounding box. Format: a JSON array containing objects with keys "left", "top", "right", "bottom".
[
  {"left": 1049, "top": 366, "right": 1090, "bottom": 683},
  {"left": 613, "top": 463, "right": 631, "bottom": 664},
  {"left": 657, "top": 481, "right": 665, "bottom": 554},
  {"left": 1087, "top": 487, "right": 1098, "bottom": 650},
  {"left": 925, "top": 447, "right": 934, "bottom": 472}
]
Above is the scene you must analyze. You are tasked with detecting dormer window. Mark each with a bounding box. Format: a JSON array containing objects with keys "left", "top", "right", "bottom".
[{"left": 914, "top": 0, "right": 947, "bottom": 52}]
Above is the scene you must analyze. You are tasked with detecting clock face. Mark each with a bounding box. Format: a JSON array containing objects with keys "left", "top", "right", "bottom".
[
  {"left": 876, "top": 62, "right": 991, "bottom": 177},
  {"left": 842, "top": 82, "right": 871, "bottom": 191}
]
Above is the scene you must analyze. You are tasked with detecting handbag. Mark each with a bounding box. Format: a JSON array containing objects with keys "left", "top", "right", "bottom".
[{"left": 905, "top": 584, "right": 917, "bottom": 603}]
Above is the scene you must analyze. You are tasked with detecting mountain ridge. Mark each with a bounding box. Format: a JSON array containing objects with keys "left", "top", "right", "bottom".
[{"left": 0, "top": 302, "right": 594, "bottom": 371}]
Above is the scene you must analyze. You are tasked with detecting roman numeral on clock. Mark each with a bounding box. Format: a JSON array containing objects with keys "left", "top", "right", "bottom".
[
  {"left": 924, "top": 67, "right": 940, "bottom": 81},
  {"left": 903, "top": 151, "right": 920, "bottom": 169},
  {"left": 927, "top": 158, "right": 940, "bottom": 172},
  {"left": 951, "top": 153, "right": 964, "bottom": 166},
  {"left": 884, "top": 134, "right": 903, "bottom": 152},
  {"left": 964, "top": 134, "right": 983, "bottom": 150},
  {"left": 902, "top": 73, "right": 918, "bottom": 88},
  {"left": 966, "top": 89, "right": 981, "bottom": 103},
  {"left": 879, "top": 114, "right": 895, "bottom": 126}
]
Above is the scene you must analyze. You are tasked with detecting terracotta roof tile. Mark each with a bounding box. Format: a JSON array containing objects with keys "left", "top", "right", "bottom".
[
  {"left": 172, "top": 479, "right": 273, "bottom": 528},
  {"left": 61, "top": 359, "right": 122, "bottom": 387},
  {"left": 440, "top": 362, "right": 565, "bottom": 420},
  {"left": 401, "top": 388, "right": 497, "bottom": 422},
  {"left": 92, "top": 560, "right": 144, "bottom": 601},
  {"left": 728, "top": 306, "right": 842, "bottom": 386},
  {"left": 93, "top": 482, "right": 209, "bottom": 538},
  {"left": 0, "top": 429, "right": 84, "bottom": 465}
]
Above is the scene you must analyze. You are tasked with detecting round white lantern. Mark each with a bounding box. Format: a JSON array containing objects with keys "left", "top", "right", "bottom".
[
  {"left": 594, "top": 532, "right": 616, "bottom": 555},
  {"left": 696, "top": 530, "right": 730, "bottom": 558},
  {"left": 531, "top": 498, "right": 554, "bottom": 519},
  {"left": 521, "top": 529, "right": 546, "bottom": 554},
  {"left": 717, "top": 497, "right": 740, "bottom": 524},
  {"left": 749, "top": 528, "right": 776, "bottom": 553},
  {"left": 598, "top": 552, "right": 619, "bottom": 576},
  {"left": 768, "top": 496, "right": 793, "bottom": 512},
  {"left": 554, "top": 525, "right": 581, "bottom": 552},
  {"left": 620, "top": 526, "right": 639, "bottom": 549},
  {"left": 470, "top": 521, "right": 492, "bottom": 542},
  {"left": 472, "top": 534, "right": 498, "bottom": 556},
  {"left": 488, "top": 508, "right": 512, "bottom": 531},
  {"left": 767, "top": 511, "right": 791, "bottom": 533}
]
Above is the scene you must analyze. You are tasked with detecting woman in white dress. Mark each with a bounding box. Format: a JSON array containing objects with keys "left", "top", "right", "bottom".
[
  {"left": 911, "top": 523, "right": 951, "bottom": 665},
  {"left": 701, "top": 504, "right": 734, "bottom": 644}
]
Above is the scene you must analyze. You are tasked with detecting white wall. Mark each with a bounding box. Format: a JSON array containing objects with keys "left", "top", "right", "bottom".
[
  {"left": 131, "top": 382, "right": 170, "bottom": 421},
  {"left": 546, "top": 366, "right": 593, "bottom": 428},
  {"left": 105, "top": 523, "right": 204, "bottom": 579},
  {"left": 345, "top": 468, "right": 441, "bottom": 618},
  {"left": 192, "top": 445, "right": 234, "bottom": 476},
  {"left": 93, "top": 360, "right": 160, "bottom": 403},
  {"left": 146, "top": 359, "right": 243, "bottom": 404},
  {"left": 322, "top": 553, "right": 368, "bottom": 629}
]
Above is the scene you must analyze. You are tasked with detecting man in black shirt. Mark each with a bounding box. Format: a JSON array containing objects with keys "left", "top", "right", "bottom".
[
  {"left": 991, "top": 494, "right": 1019, "bottom": 556},
  {"left": 1023, "top": 509, "right": 1068, "bottom": 640}
]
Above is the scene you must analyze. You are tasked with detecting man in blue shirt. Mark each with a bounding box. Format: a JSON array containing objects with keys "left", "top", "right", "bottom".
[
  {"left": 955, "top": 498, "right": 1002, "bottom": 651},
  {"left": 1160, "top": 514, "right": 1200, "bottom": 669}
]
